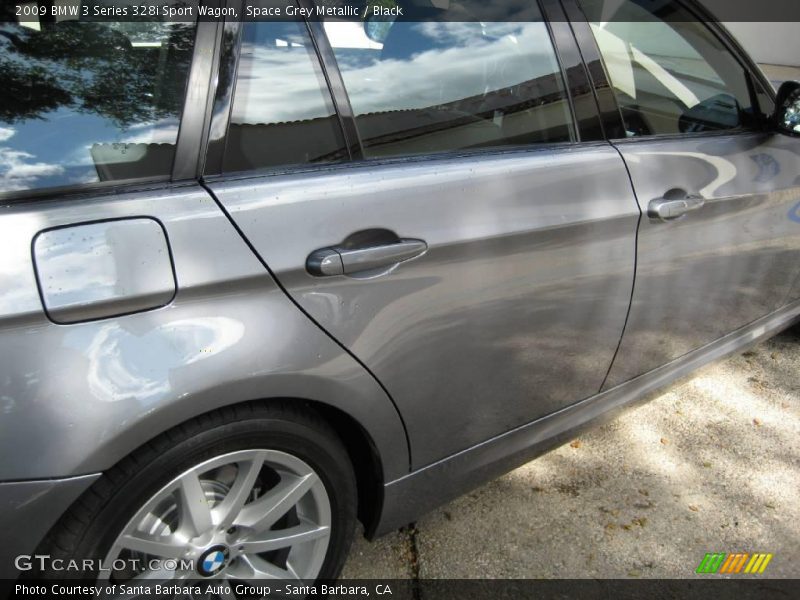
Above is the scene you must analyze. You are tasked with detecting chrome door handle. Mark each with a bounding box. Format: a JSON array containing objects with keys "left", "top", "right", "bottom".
[
  {"left": 307, "top": 239, "right": 427, "bottom": 276},
  {"left": 648, "top": 193, "right": 705, "bottom": 221}
]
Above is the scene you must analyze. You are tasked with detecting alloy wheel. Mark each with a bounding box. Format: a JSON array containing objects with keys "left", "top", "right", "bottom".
[{"left": 101, "top": 449, "right": 331, "bottom": 583}]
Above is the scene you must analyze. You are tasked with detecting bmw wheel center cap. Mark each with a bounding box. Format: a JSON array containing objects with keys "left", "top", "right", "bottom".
[{"left": 197, "top": 545, "right": 230, "bottom": 577}]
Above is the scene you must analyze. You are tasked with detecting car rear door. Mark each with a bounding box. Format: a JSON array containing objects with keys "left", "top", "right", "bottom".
[
  {"left": 568, "top": 0, "right": 800, "bottom": 389},
  {"left": 204, "top": 0, "right": 640, "bottom": 469}
]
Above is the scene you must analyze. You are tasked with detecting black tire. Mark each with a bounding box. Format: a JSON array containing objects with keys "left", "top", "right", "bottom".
[{"left": 36, "top": 401, "right": 357, "bottom": 582}]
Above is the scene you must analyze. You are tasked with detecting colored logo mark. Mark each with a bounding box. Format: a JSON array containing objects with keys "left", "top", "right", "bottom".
[
  {"left": 696, "top": 552, "right": 773, "bottom": 574},
  {"left": 197, "top": 545, "right": 229, "bottom": 576}
]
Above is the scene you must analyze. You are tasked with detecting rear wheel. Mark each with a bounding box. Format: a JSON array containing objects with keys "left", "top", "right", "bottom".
[{"left": 38, "top": 403, "right": 357, "bottom": 584}]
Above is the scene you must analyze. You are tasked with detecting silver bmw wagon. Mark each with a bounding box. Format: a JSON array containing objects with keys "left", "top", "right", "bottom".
[{"left": 1, "top": 0, "right": 799, "bottom": 585}]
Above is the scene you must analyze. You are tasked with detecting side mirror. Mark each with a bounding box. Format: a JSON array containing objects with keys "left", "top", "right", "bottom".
[
  {"left": 364, "top": 17, "right": 393, "bottom": 44},
  {"left": 773, "top": 80, "right": 800, "bottom": 136}
]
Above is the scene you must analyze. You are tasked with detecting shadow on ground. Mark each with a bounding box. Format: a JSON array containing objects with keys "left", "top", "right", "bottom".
[{"left": 342, "top": 325, "right": 800, "bottom": 579}]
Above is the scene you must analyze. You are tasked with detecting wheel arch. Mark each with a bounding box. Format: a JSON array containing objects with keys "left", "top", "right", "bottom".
[
  {"left": 301, "top": 399, "right": 385, "bottom": 538},
  {"left": 103, "top": 394, "right": 391, "bottom": 537},
  {"left": 34, "top": 395, "right": 390, "bottom": 567}
]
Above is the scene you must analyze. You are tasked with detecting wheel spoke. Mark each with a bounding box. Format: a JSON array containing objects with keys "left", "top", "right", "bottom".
[
  {"left": 118, "top": 534, "right": 187, "bottom": 559},
  {"left": 239, "top": 522, "right": 330, "bottom": 553},
  {"left": 226, "top": 554, "right": 295, "bottom": 580},
  {"left": 179, "top": 470, "right": 213, "bottom": 536},
  {"left": 213, "top": 454, "right": 265, "bottom": 529},
  {"left": 285, "top": 560, "right": 301, "bottom": 580},
  {"left": 236, "top": 473, "right": 318, "bottom": 532}
]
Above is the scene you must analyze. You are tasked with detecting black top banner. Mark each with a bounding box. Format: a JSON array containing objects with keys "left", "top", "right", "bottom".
[{"left": 4, "top": 0, "right": 800, "bottom": 23}]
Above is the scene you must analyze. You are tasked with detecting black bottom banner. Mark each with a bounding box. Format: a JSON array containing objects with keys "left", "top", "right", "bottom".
[{"left": 3, "top": 579, "right": 799, "bottom": 600}]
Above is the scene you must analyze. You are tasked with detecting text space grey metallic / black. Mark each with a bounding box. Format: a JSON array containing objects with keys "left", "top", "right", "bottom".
[{"left": 1, "top": 0, "right": 800, "bottom": 584}]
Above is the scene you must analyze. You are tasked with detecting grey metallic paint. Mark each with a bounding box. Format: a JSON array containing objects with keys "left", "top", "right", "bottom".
[
  {"left": 1, "top": 1, "right": 799, "bottom": 580},
  {"left": 32, "top": 218, "right": 177, "bottom": 324},
  {"left": 605, "top": 133, "right": 800, "bottom": 388},
  {"left": 0, "top": 475, "right": 100, "bottom": 580},
  {"left": 0, "top": 187, "right": 408, "bottom": 483},
  {"left": 209, "top": 145, "right": 640, "bottom": 469},
  {"left": 374, "top": 298, "right": 800, "bottom": 536}
]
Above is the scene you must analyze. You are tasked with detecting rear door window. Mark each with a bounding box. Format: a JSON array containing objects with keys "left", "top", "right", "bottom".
[
  {"left": 321, "top": 1, "right": 575, "bottom": 158},
  {"left": 0, "top": 2, "right": 196, "bottom": 194}
]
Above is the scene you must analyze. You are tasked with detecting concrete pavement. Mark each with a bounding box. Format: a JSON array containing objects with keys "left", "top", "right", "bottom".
[{"left": 342, "top": 325, "right": 800, "bottom": 579}]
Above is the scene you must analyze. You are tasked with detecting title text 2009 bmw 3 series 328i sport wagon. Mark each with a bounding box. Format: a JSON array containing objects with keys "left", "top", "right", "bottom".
[{"left": 1, "top": 0, "right": 800, "bottom": 584}]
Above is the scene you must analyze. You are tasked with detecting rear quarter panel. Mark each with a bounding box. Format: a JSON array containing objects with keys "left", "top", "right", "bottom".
[{"left": 0, "top": 187, "right": 408, "bottom": 482}]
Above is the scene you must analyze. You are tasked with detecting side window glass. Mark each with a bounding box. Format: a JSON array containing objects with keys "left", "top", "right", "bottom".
[
  {"left": 214, "top": 13, "right": 348, "bottom": 174},
  {"left": 578, "top": 0, "right": 756, "bottom": 137},
  {"left": 322, "top": 2, "right": 575, "bottom": 158},
  {"left": 0, "top": 3, "right": 196, "bottom": 194}
]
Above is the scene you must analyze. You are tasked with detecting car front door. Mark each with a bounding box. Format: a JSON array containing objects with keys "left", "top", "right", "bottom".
[
  {"left": 570, "top": 0, "right": 800, "bottom": 389},
  {"left": 203, "top": 1, "right": 640, "bottom": 469}
]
